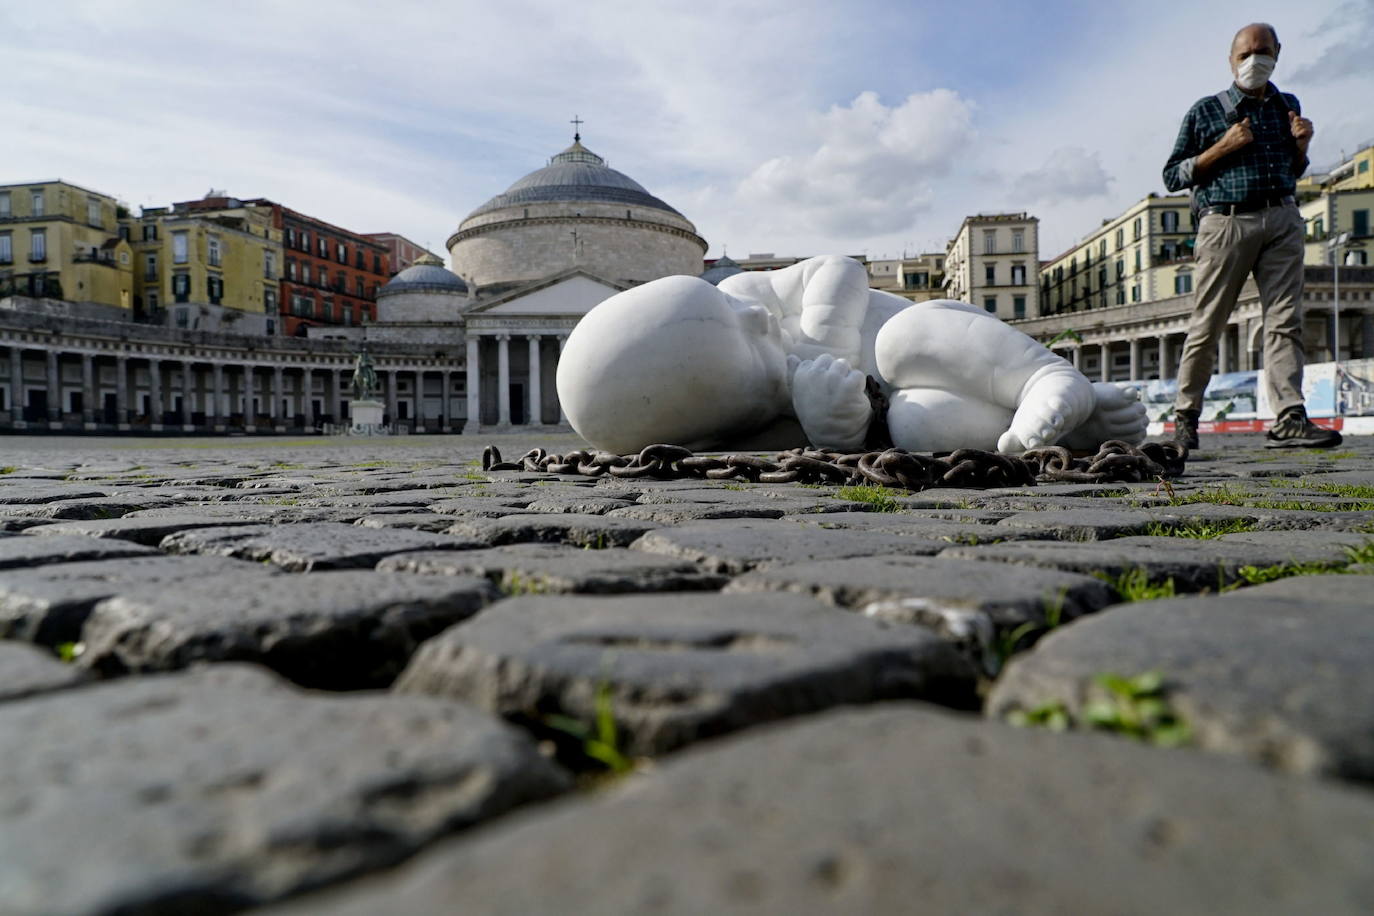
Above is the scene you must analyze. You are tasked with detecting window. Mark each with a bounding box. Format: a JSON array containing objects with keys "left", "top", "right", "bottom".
[
  {"left": 266, "top": 319, "right": 276, "bottom": 335},
  {"left": 1115, "top": 288, "right": 1125, "bottom": 305},
  {"left": 144, "top": 253, "right": 157, "bottom": 280},
  {"left": 1313, "top": 217, "right": 1325, "bottom": 238},
  {"left": 287, "top": 259, "right": 297, "bottom": 281},
  {"left": 1161, "top": 210, "right": 1179, "bottom": 232},
  {"left": 1115, "top": 259, "right": 1125, "bottom": 279},
  {"left": 355, "top": 250, "right": 364, "bottom": 268},
  {"left": 29, "top": 228, "right": 45, "bottom": 261},
  {"left": 87, "top": 197, "right": 102, "bottom": 226},
  {"left": 142, "top": 223, "right": 158, "bottom": 241},
  {"left": 342, "top": 306, "right": 353, "bottom": 326},
  {"left": 321, "top": 300, "right": 332, "bottom": 322},
  {"left": 176, "top": 308, "right": 189, "bottom": 328},
  {"left": 318, "top": 237, "right": 327, "bottom": 257},
  {"left": 30, "top": 190, "right": 44, "bottom": 217},
  {"left": 207, "top": 275, "right": 223, "bottom": 304},
  {"left": 118, "top": 224, "right": 130, "bottom": 241},
  {"left": 1011, "top": 264, "right": 1026, "bottom": 285},
  {"left": 1134, "top": 249, "right": 1142, "bottom": 272},
  {"left": 265, "top": 289, "right": 277, "bottom": 313},
  {"left": 1013, "top": 296, "right": 1026, "bottom": 319},
  {"left": 983, "top": 229, "right": 996, "bottom": 254},
  {"left": 1354, "top": 209, "right": 1370, "bottom": 237},
  {"left": 1132, "top": 217, "right": 1142, "bottom": 241},
  {"left": 300, "top": 230, "right": 310, "bottom": 251},
  {"left": 286, "top": 228, "right": 296, "bottom": 247},
  {"left": 207, "top": 235, "right": 221, "bottom": 267},
  {"left": 0, "top": 191, "right": 9, "bottom": 217},
  {"left": 336, "top": 242, "right": 346, "bottom": 263},
  {"left": 1012, "top": 228, "right": 1025, "bottom": 252},
  {"left": 373, "top": 254, "right": 381, "bottom": 273},
  {"left": 1098, "top": 239, "right": 1107, "bottom": 258},
  {"left": 1347, "top": 250, "right": 1368, "bottom": 266},
  {"left": 984, "top": 264, "right": 996, "bottom": 284},
  {"left": 147, "top": 290, "right": 158, "bottom": 309},
  {"left": 0, "top": 233, "right": 9, "bottom": 263},
  {"left": 983, "top": 295, "right": 997, "bottom": 313},
  {"left": 1174, "top": 274, "right": 1193, "bottom": 294},
  {"left": 1115, "top": 228, "right": 1124, "bottom": 249},
  {"left": 264, "top": 250, "right": 275, "bottom": 279},
  {"left": 1131, "top": 284, "right": 1141, "bottom": 303},
  {"left": 302, "top": 264, "right": 311, "bottom": 285},
  {"left": 172, "top": 231, "right": 188, "bottom": 264},
  {"left": 173, "top": 273, "right": 190, "bottom": 302},
  {"left": 355, "top": 278, "right": 365, "bottom": 296},
  {"left": 1360, "top": 160, "right": 1370, "bottom": 174}
]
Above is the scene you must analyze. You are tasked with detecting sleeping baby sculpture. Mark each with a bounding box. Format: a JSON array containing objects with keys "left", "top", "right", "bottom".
[{"left": 556, "top": 256, "right": 1147, "bottom": 455}]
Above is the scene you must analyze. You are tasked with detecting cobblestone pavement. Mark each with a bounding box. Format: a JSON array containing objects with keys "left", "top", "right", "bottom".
[{"left": 3, "top": 432, "right": 1374, "bottom": 914}]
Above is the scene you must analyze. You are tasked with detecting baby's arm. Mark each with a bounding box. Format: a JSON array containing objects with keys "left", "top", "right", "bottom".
[{"left": 771, "top": 256, "right": 870, "bottom": 367}]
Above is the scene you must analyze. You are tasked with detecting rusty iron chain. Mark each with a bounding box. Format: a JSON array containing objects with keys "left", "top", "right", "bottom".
[{"left": 481, "top": 439, "right": 1187, "bottom": 491}]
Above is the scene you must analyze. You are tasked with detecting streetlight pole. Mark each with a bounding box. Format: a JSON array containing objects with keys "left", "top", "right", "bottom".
[{"left": 1327, "top": 231, "right": 1351, "bottom": 376}]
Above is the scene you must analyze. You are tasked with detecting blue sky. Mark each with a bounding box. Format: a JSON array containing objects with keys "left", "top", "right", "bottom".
[{"left": 5, "top": 0, "right": 1372, "bottom": 266}]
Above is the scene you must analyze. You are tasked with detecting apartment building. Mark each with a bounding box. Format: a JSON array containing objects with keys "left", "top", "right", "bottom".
[
  {"left": 866, "top": 253, "right": 946, "bottom": 302},
  {"left": 0, "top": 180, "right": 132, "bottom": 312},
  {"left": 944, "top": 213, "right": 1039, "bottom": 320},
  {"left": 364, "top": 233, "right": 439, "bottom": 277}
]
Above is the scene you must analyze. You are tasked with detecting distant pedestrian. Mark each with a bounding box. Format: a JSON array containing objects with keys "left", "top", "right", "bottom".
[{"left": 1162, "top": 22, "right": 1339, "bottom": 449}]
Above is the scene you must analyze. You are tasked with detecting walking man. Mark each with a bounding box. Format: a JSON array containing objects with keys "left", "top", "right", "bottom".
[{"left": 1163, "top": 22, "right": 1340, "bottom": 448}]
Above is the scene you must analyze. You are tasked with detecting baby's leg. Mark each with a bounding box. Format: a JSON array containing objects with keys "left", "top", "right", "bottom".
[
  {"left": 887, "top": 388, "right": 1014, "bottom": 453},
  {"left": 788, "top": 256, "right": 869, "bottom": 366},
  {"left": 876, "top": 303, "right": 1095, "bottom": 452}
]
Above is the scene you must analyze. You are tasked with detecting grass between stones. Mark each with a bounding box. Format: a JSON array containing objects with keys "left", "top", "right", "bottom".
[
  {"left": 834, "top": 485, "right": 903, "bottom": 512},
  {"left": 541, "top": 683, "right": 638, "bottom": 779},
  {"left": 1094, "top": 568, "right": 1178, "bottom": 602},
  {"left": 1142, "top": 518, "right": 1258, "bottom": 539},
  {"left": 1135, "top": 484, "right": 1374, "bottom": 512},
  {"left": 1009, "top": 671, "right": 1191, "bottom": 747}
]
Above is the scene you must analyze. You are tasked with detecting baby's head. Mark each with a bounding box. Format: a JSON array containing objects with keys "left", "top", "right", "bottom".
[{"left": 556, "top": 276, "right": 790, "bottom": 453}]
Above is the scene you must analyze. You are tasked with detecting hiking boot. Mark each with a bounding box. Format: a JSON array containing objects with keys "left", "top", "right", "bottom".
[
  {"left": 1265, "top": 406, "right": 1342, "bottom": 449},
  {"left": 1172, "top": 409, "right": 1200, "bottom": 451}
]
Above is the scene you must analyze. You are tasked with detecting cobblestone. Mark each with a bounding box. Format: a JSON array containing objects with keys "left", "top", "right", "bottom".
[{"left": 1, "top": 432, "right": 1372, "bottom": 912}]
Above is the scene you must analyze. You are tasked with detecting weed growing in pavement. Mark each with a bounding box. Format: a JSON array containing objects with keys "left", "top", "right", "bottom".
[
  {"left": 1094, "top": 567, "right": 1177, "bottom": 602},
  {"left": 1083, "top": 671, "right": 1191, "bottom": 746},
  {"left": 352, "top": 460, "right": 400, "bottom": 469},
  {"left": 1344, "top": 540, "right": 1374, "bottom": 565},
  {"left": 1008, "top": 671, "right": 1191, "bottom": 747},
  {"left": 720, "top": 483, "right": 749, "bottom": 491},
  {"left": 461, "top": 471, "right": 488, "bottom": 481},
  {"left": 580, "top": 533, "right": 610, "bottom": 550},
  {"left": 987, "top": 588, "right": 1070, "bottom": 677},
  {"left": 1327, "top": 450, "right": 1358, "bottom": 460},
  {"left": 54, "top": 642, "right": 83, "bottom": 663},
  {"left": 542, "top": 683, "right": 636, "bottom": 776},
  {"left": 0, "top": 466, "right": 16, "bottom": 474},
  {"left": 1300, "top": 481, "right": 1374, "bottom": 500},
  {"left": 835, "top": 485, "right": 902, "bottom": 512},
  {"left": 501, "top": 571, "right": 551, "bottom": 596},
  {"left": 1143, "top": 518, "right": 1257, "bottom": 539}
]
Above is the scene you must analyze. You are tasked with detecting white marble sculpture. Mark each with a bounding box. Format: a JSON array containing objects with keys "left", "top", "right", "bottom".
[{"left": 556, "top": 256, "right": 1146, "bottom": 455}]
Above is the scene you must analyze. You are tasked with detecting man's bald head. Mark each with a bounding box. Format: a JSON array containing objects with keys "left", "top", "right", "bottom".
[{"left": 1232, "top": 22, "right": 1280, "bottom": 55}]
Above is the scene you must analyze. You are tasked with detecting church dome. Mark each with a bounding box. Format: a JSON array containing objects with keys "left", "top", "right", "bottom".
[
  {"left": 465, "top": 140, "right": 682, "bottom": 220},
  {"left": 376, "top": 253, "right": 468, "bottom": 299}
]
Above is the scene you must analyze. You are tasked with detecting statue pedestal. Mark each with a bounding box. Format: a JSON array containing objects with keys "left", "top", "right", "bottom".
[{"left": 348, "top": 399, "right": 387, "bottom": 435}]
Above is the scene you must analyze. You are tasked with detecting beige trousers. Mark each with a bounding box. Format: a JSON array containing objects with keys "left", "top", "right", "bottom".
[{"left": 1173, "top": 203, "right": 1306, "bottom": 414}]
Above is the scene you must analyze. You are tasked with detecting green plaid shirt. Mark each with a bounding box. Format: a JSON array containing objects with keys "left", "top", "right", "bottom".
[{"left": 1162, "top": 83, "right": 1308, "bottom": 207}]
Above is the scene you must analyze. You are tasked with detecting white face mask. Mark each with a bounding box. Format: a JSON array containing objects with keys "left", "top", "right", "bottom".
[{"left": 1236, "top": 54, "right": 1276, "bottom": 90}]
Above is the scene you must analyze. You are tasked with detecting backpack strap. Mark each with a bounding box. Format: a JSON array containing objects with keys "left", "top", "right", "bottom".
[{"left": 1215, "top": 89, "right": 1238, "bottom": 123}]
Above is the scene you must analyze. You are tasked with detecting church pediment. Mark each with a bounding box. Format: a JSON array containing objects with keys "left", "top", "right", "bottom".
[{"left": 465, "top": 269, "right": 630, "bottom": 317}]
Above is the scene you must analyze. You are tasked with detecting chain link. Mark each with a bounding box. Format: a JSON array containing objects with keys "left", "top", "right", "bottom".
[{"left": 482, "top": 439, "right": 1187, "bottom": 490}]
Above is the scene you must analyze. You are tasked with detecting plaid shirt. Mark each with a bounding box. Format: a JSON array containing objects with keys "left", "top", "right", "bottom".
[{"left": 1162, "top": 83, "right": 1308, "bottom": 208}]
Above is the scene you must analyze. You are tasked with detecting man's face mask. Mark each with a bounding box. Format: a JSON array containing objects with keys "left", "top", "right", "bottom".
[{"left": 1236, "top": 54, "right": 1276, "bottom": 90}]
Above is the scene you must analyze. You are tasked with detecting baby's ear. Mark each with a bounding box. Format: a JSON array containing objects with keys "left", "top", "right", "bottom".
[{"left": 738, "top": 304, "right": 774, "bottom": 337}]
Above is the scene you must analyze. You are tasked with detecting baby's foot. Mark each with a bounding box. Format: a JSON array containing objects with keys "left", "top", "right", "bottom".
[{"left": 790, "top": 354, "right": 872, "bottom": 450}]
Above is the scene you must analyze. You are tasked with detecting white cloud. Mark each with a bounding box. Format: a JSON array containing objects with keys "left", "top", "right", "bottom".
[{"left": 1012, "top": 147, "right": 1114, "bottom": 204}]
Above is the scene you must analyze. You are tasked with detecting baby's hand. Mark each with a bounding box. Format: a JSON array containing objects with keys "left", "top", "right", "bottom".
[
  {"left": 1060, "top": 382, "right": 1148, "bottom": 449},
  {"left": 790, "top": 354, "right": 872, "bottom": 450}
]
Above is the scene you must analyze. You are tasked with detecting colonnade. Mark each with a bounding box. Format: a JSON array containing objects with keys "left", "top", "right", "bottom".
[
  {"left": 2, "top": 345, "right": 468, "bottom": 433},
  {"left": 463, "top": 331, "right": 568, "bottom": 431}
]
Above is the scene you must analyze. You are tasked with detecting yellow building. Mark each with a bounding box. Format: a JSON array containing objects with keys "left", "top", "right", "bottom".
[
  {"left": 1297, "top": 141, "right": 1374, "bottom": 198},
  {"left": 0, "top": 180, "right": 132, "bottom": 311},
  {"left": 866, "top": 253, "right": 945, "bottom": 302},
  {"left": 1301, "top": 187, "right": 1374, "bottom": 267},
  {"left": 1039, "top": 194, "right": 1195, "bottom": 316},
  {"left": 944, "top": 213, "right": 1039, "bottom": 320},
  {"left": 125, "top": 197, "right": 284, "bottom": 335}
]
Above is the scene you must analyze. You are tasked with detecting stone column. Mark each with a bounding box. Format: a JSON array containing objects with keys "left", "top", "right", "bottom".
[
  {"left": 272, "top": 366, "right": 284, "bottom": 430},
  {"left": 9, "top": 348, "right": 23, "bottom": 425},
  {"left": 526, "top": 335, "right": 542, "bottom": 426},
  {"left": 1216, "top": 328, "right": 1229, "bottom": 375},
  {"left": 1071, "top": 345, "right": 1082, "bottom": 371},
  {"left": 1157, "top": 335, "right": 1171, "bottom": 380},
  {"left": 211, "top": 364, "right": 225, "bottom": 431},
  {"left": 115, "top": 356, "right": 129, "bottom": 430},
  {"left": 1098, "top": 342, "right": 1110, "bottom": 382},
  {"left": 149, "top": 359, "right": 163, "bottom": 430},
  {"left": 556, "top": 334, "right": 568, "bottom": 425},
  {"left": 331, "top": 368, "right": 343, "bottom": 426},
  {"left": 302, "top": 368, "right": 315, "bottom": 430},
  {"left": 1362, "top": 314, "right": 1374, "bottom": 359},
  {"left": 383, "top": 370, "right": 398, "bottom": 427},
  {"left": 1128, "top": 338, "right": 1140, "bottom": 382},
  {"left": 45, "top": 350, "right": 60, "bottom": 426},
  {"left": 496, "top": 334, "right": 511, "bottom": 426},
  {"left": 181, "top": 362, "right": 194, "bottom": 430},
  {"left": 81, "top": 354, "right": 96, "bottom": 428},
  {"left": 241, "top": 365, "right": 255, "bottom": 432},
  {"left": 464, "top": 336, "right": 480, "bottom": 433},
  {"left": 441, "top": 370, "right": 452, "bottom": 433}
]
